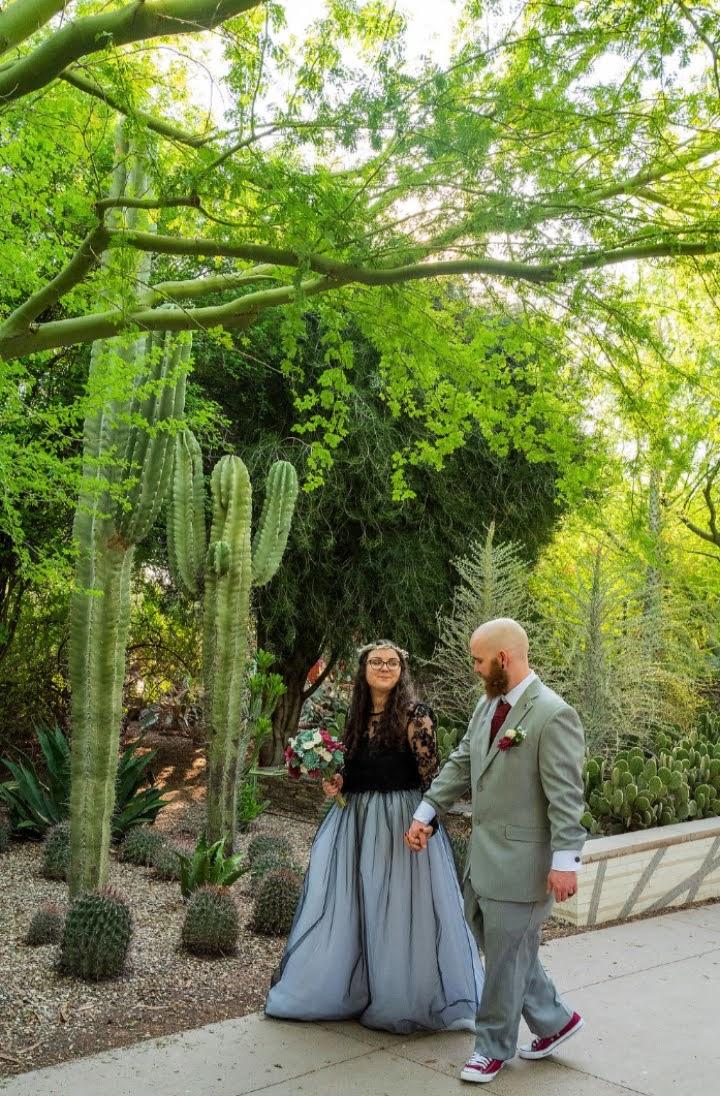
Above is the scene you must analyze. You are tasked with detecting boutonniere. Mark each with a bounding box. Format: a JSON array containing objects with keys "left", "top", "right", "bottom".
[{"left": 498, "top": 726, "right": 526, "bottom": 751}]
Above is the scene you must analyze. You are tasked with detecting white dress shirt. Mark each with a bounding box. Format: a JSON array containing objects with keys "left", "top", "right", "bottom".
[{"left": 414, "top": 670, "right": 582, "bottom": 872}]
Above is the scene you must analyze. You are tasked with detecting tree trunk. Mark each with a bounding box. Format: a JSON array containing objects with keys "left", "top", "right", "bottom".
[{"left": 259, "top": 656, "right": 311, "bottom": 766}]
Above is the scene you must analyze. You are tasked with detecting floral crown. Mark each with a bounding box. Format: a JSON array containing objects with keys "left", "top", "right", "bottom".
[{"left": 356, "top": 640, "right": 409, "bottom": 662}]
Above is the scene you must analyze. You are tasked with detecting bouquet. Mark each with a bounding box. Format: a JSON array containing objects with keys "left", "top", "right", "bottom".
[{"left": 284, "top": 727, "right": 347, "bottom": 807}]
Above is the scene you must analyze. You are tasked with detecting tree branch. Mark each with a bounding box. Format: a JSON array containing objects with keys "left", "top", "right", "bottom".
[
  {"left": 0, "top": 0, "right": 66, "bottom": 57},
  {"left": 0, "top": 0, "right": 264, "bottom": 103},
  {"left": 302, "top": 653, "right": 337, "bottom": 702},
  {"left": 147, "top": 264, "right": 279, "bottom": 304},
  {"left": 0, "top": 224, "right": 110, "bottom": 337},
  {"left": 4, "top": 233, "right": 720, "bottom": 359},
  {"left": 60, "top": 68, "right": 218, "bottom": 149}
]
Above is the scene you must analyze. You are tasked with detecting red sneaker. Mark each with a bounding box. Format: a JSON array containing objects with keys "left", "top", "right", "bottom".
[
  {"left": 460, "top": 1053, "right": 504, "bottom": 1083},
  {"left": 519, "top": 1011, "right": 584, "bottom": 1059}
]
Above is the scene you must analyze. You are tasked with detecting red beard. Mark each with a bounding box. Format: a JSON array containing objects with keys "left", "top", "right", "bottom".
[{"left": 483, "top": 657, "right": 509, "bottom": 699}]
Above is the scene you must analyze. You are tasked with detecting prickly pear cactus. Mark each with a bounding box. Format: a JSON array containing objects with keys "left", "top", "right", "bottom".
[
  {"left": 181, "top": 885, "right": 239, "bottom": 956},
  {"left": 59, "top": 886, "right": 132, "bottom": 980}
]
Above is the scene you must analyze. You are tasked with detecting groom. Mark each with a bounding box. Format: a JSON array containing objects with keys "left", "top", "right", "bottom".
[{"left": 406, "top": 617, "right": 586, "bottom": 1084}]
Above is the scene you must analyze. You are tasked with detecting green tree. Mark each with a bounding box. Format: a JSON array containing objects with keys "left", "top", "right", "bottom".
[
  {"left": 193, "top": 314, "right": 574, "bottom": 761},
  {"left": 1, "top": 1, "right": 719, "bottom": 509}
]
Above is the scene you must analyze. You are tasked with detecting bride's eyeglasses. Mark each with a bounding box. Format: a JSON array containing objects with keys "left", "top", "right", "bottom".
[{"left": 367, "top": 657, "right": 401, "bottom": 670}]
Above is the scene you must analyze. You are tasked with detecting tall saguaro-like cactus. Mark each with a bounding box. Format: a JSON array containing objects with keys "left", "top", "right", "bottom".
[
  {"left": 167, "top": 430, "right": 298, "bottom": 850},
  {"left": 68, "top": 128, "right": 192, "bottom": 896}
]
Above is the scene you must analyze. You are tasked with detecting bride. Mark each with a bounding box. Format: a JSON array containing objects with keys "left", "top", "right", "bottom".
[{"left": 265, "top": 640, "right": 482, "bottom": 1033}]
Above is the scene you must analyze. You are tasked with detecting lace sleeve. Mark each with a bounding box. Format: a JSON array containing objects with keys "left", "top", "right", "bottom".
[{"left": 407, "top": 703, "right": 439, "bottom": 792}]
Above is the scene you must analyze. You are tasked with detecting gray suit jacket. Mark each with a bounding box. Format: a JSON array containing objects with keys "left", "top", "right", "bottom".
[{"left": 424, "top": 678, "right": 586, "bottom": 902}]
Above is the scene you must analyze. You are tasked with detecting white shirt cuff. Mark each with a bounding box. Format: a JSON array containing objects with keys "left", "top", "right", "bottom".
[
  {"left": 413, "top": 801, "right": 437, "bottom": 825},
  {"left": 552, "top": 850, "right": 583, "bottom": 872}
]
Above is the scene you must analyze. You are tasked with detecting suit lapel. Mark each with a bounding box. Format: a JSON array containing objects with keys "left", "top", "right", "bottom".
[{"left": 477, "top": 681, "right": 541, "bottom": 780}]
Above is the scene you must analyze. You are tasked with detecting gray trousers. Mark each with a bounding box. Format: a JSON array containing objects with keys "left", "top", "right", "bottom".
[{"left": 464, "top": 882, "right": 572, "bottom": 1060}]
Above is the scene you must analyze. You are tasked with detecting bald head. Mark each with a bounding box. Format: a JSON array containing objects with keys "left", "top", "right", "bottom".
[{"left": 470, "top": 618, "right": 531, "bottom": 694}]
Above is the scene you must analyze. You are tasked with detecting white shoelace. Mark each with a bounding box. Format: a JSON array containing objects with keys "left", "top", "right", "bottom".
[{"left": 466, "top": 1053, "right": 493, "bottom": 1068}]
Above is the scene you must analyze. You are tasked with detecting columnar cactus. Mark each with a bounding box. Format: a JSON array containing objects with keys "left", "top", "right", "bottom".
[
  {"left": 67, "top": 129, "right": 191, "bottom": 896},
  {"left": 59, "top": 886, "right": 133, "bottom": 980},
  {"left": 167, "top": 429, "right": 298, "bottom": 851}
]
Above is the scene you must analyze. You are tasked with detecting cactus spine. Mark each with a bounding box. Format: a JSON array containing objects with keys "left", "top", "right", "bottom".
[
  {"left": 68, "top": 127, "right": 191, "bottom": 896},
  {"left": 167, "top": 431, "right": 298, "bottom": 851}
]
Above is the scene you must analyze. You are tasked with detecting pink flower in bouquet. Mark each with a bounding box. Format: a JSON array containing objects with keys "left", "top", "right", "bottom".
[{"left": 284, "top": 727, "right": 347, "bottom": 806}]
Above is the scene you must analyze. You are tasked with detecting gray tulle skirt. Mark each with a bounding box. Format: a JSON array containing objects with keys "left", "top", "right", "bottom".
[{"left": 265, "top": 789, "right": 483, "bottom": 1033}]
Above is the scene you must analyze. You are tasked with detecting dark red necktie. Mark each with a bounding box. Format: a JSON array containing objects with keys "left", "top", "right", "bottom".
[{"left": 489, "top": 699, "right": 512, "bottom": 745}]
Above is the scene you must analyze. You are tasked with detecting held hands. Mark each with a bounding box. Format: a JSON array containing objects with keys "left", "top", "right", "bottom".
[
  {"left": 404, "top": 820, "right": 433, "bottom": 852},
  {"left": 322, "top": 773, "right": 343, "bottom": 799},
  {"left": 547, "top": 869, "right": 577, "bottom": 903}
]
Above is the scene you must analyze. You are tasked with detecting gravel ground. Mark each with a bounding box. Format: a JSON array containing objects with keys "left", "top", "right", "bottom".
[{"left": 0, "top": 809, "right": 319, "bottom": 1079}]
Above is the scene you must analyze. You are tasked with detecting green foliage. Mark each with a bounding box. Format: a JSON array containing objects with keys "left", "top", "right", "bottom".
[
  {"left": 0, "top": 726, "right": 167, "bottom": 839},
  {"left": 42, "top": 820, "right": 70, "bottom": 881},
  {"left": 181, "top": 885, "right": 240, "bottom": 957},
  {"left": 120, "top": 825, "right": 166, "bottom": 867},
  {"left": 26, "top": 902, "right": 65, "bottom": 947},
  {"left": 0, "top": 726, "right": 69, "bottom": 834},
  {"left": 236, "top": 652, "right": 285, "bottom": 831},
  {"left": 236, "top": 777, "right": 270, "bottom": 833},
  {"left": 176, "top": 836, "right": 248, "bottom": 898},
  {"left": 430, "top": 523, "right": 546, "bottom": 724},
  {"left": 252, "top": 866, "right": 304, "bottom": 936},
  {"left": 59, "top": 887, "right": 133, "bottom": 981}
]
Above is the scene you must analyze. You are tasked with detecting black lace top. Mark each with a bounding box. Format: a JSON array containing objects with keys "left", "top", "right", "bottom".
[{"left": 342, "top": 703, "right": 439, "bottom": 794}]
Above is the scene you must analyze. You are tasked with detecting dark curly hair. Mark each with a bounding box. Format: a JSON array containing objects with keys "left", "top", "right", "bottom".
[{"left": 343, "top": 644, "right": 417, "bottom": 759}]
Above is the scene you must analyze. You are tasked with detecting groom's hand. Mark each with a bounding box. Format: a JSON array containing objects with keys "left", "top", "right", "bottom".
[
  {"left": 405, "top": 820, "right": 433, "bottom": 852},
  {"left": 547, "top": 869, "right": 577, "bottom": 903}
]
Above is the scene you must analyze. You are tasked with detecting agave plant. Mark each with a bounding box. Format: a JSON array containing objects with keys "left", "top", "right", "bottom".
[
  {"left": 0, "top": 726, "right": 166, "bottom": 839},
  {"left": 175, "top": 835, "right": 249, "bottom": 898}
]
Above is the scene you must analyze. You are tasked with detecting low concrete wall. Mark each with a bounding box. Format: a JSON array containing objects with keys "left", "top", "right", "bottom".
[{"left": 553, "top": 817, "right": 720, "bottom": 927}]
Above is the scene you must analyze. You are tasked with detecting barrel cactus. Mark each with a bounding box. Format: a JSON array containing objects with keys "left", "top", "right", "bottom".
[
  {"left": 250, "top": 847, "right": 295, "bottom": 886},
  {"left": 120, "top": 825, "right": 165, "bottom": 866},
  {"left": 247, "top": 834, "right": 292, "bottom": 867},
  {"left": 59, "top": 886, "right": 132, "bottom": 980},
  {"left": 26, "top": 902, "right": 65, "bottom": 946},
  {"left": 167, "top": 432, "right": 298, "bottom": 852},
  {"left": 181, "top": 885, "right": 239, "bottom": 956},
  {"left": 42, "top": 821, "right": 70, "bottom": 881},
  {"left": 252, "top": 866, "right": 304, "bottom": 935},
  {"left": 67, "top": 130, "right": 192, "bottom": 897},
  {"left": 152, "top": 843, "right": 183, "bottom": 881},
  {"left": 0, "top": 815, "right": 11, "bottom": 853}
]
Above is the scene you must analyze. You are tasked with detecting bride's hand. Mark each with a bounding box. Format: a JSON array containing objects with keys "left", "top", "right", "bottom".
[{"left": 322, "top": 773, "right": 343, "bottom": 798}]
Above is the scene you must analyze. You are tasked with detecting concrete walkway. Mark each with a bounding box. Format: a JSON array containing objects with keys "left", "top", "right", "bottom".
[{"left": 2, "top": 904, "right": 719, "bottom": 1096}]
